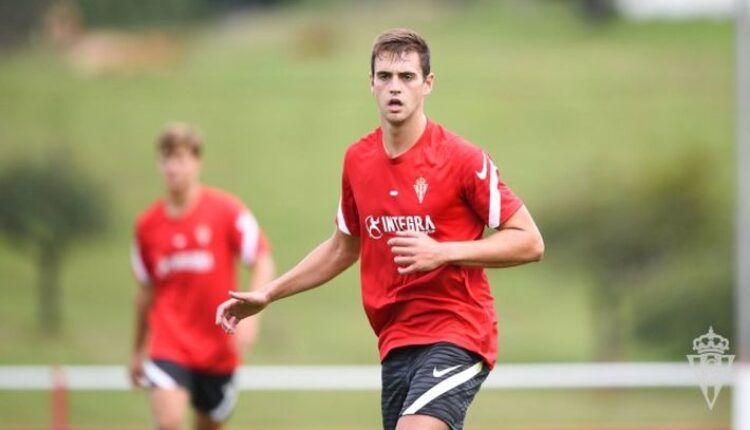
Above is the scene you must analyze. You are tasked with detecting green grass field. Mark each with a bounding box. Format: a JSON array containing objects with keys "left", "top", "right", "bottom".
[
  {"left": 0, "top": 388, "right": 732, "bottom": 429},
  {"left": 0, "top": 0, "right": 735, "bottom": 427}
]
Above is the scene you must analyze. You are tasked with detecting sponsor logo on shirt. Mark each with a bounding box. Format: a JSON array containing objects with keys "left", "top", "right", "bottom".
[
  {"left": 156, "top": 250, "right": 215, "bottom": 278},
  {"left": 365, "top": 215, "right": 436, "bottom": 240}
]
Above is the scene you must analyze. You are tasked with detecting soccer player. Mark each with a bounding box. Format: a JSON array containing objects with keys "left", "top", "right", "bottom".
[
  {"left": 130, "top": 123, "right": 275, "bottom": 430},
  {"left": 216, "top": 29, "right": 544, "bottom": 430}
]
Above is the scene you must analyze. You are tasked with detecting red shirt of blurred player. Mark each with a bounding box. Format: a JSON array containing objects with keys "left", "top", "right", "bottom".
[
  {"left": 133, "top": 187, "right": 268, "bottom": 372},
  {"left": 130, "top": 124, "right": 270, "bottom": 378}
]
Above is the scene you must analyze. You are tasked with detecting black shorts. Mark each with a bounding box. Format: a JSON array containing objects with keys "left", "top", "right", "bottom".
[
  {"left": 143, "top": 358, "right": 237, "bottom": 422},
  {"left": 381, "top": 342, "right": 490, "bottom": 430}
]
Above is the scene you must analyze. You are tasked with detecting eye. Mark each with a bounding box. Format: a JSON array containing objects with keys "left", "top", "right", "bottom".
[
  {"left": 377, "top": 73, "right": 390, "bottom": 81},
  {"left": 401, "top": 73, "right": 415, "bottom": 81}
]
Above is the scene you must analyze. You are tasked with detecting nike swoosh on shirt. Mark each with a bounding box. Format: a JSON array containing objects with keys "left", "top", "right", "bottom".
[
  {"left": 432, "top": 364, "right": 462, "bottom": 378},
  {"left": 476, "top": 153, "right": 488, "bottom": 180}
]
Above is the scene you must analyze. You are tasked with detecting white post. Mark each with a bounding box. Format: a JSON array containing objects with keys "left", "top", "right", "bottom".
[{"left": 735, "top": 0, "right": 750, "bottom": 429}]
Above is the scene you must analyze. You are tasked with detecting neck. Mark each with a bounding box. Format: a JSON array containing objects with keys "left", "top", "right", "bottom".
[
  {"left": 382, "top": 112, "right": 427, "bottom": 158},
  {"left": 166, "top": 183, "right": 200, "bottom": 218}
]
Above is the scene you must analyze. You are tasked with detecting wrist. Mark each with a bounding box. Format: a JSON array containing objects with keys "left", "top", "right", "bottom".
[
  {"left": 259, "top": 282, "right": 278, "bottom": 304},
  {"left": 439, "top": 241, "right": 458, "bottom": 265},
  {"left": 132, "top": 346, "right": 146, "bottom": 358}
]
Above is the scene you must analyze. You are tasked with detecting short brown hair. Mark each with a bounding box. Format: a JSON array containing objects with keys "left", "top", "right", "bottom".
[
  {"left": 157, "top": 123, "right": 202, "bottom": 157},
  {"left": 371, "top": 28, "right": 430, "bottom": 79}
]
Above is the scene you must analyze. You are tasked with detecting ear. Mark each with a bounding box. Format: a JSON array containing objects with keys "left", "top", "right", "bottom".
[
  {"left": 369, "top": 73, "right": 374, "bottom": 94},
  {"left": 423, "top": 72, "right": 435, "bottom": 96}
]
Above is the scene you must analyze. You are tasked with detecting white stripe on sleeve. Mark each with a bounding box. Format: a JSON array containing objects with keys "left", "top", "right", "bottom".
[
  {"left": 236, "top": 211, "right": 260, "bottom": 265},
  {"left": 488, "top": 157, "right": 501, "bottom": 229},
  {"left": 131, "top": 243, "right": 151, "bottom": 285},
  {"left": 336, "top": 198, "right": 351, "bottom": 235}
]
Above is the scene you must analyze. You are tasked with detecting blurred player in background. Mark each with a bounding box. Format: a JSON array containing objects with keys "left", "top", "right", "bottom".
[
  {"left": 130, "top": 123, "right": 274, "bottom": 430},
  {"left": 217, "top": 29, "right": 544, "bottom": 430}
]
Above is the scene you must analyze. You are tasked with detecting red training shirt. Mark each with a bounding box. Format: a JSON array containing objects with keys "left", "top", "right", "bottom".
[
  {"left": 336, "top": 120, "right": 523, "bottom": 368},
  {"left": 132, "top": 187, "right": 269, "bottom": 373}
]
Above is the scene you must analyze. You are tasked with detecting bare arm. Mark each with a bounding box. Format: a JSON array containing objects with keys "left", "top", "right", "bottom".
[
  {"left": 388, "top": 205, "right": 544, "bottom": 274},
  {"left": 234, "top": 252, "right": 275, "bottom": 352},
  {"left": 216, "top": 229, "right": 360, "bottom": 333},
  {"left": 129, "top": 283, "right": 153, "bottom": 387}
]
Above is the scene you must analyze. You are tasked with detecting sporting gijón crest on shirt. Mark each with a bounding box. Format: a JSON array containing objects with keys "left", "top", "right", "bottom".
[
  {"left": 336, "top": 120, "right": 523, "bottom": 368},
  {"left": 131, "top": 187, "right": 269, "bottom": 373}
]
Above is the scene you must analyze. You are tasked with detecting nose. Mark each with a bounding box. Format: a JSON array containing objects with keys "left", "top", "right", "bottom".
[{"left": 387, "top": 77, "right": 401, "bottom": 94}]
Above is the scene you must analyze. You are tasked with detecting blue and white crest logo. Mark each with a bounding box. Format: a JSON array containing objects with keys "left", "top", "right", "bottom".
[{"left": 686, "top": 327, "right": 734, "bottom": 410}]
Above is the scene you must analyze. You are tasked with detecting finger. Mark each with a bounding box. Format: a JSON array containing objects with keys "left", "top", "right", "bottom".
[
  {"left": 389, "top": 246, "right": 415, "bottom": 256},
  {"left": 394, "top": 256, "right": 415, "bottom": 265},
  {"left": 227, "top": 314, "right": 240, "bottom": 333},
  {"left": 215, "top": 300, "right": 230, "bottom": 325},
  {"left": 387, "top": 237, "right": 418, "bottom": 247},
  {"left": 229, "top": 291, "right": 247, "bottom": 300},
  {"left": 220, "top": 313, "right": 234, "bottom": 333},
  {"left": 397, "top": 263, "right": 418, "bottom": 275},
  {"left": 395, "top": 230, "right": 421, "bottom": 238},
  {"left": 222, "top": 319, "right": 235, "bottom": 335}
]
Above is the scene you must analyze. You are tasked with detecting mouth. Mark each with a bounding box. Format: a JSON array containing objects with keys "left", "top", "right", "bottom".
[{"left": 387, "top": 98, "right": 403, "bottom": 112}]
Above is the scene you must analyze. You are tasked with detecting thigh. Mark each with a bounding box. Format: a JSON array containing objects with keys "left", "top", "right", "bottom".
[
  {"left": 396, "top": 414, "right": 448, "bottom": 430},
  {"left": 143, "top": 359, "right": 193, "bottom": 430},
  {"left": 194, "top": 410, "right": 224, "bottom": 430},
  {"left": 150, "top": 388, "right": 190, "bottom": 430},
  {"left": 190, "top": 370, "right": 237, "bottom": 424},
  {"left": 381, "top": 346, "right": 422, "bottom": 430},
  {"left": 399, "top": 343, "right": 489, "bottom": 430}
]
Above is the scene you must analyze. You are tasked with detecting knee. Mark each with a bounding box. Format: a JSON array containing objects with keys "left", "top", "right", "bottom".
[
  {"left": 396, "top": 414, "right": 449, "bottom": 430},
  {"left": 153, "top": 409, "right": 183, "bottom": 430}
]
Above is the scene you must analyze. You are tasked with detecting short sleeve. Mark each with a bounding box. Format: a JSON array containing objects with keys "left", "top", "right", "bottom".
[
  {"left": 461, "top": 148, "right": 524, "bottom": 229},
  {"left": 131, "top": 232, "right": 152, "bottom": 286},
  {"left": 335, "top": 157, "right": 360, "bottom": 236},
  {"left": 232, "top": 209, "right": 270, "bottom": 266}
]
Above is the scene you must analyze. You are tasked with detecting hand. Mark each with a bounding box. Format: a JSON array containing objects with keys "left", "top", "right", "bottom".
[
  {"left": 387, "top": 230, "right": 447, "bottom": 275},
  {"left": 129, "top": 352, "right": 146, "bottom": 388},
  {"left": 215, "top": 290, "right": 270, "bottom": 334}
]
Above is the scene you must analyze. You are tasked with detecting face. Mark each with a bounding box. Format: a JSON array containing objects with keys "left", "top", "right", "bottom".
[
  {"left": 158, "top": 145, "right": 201, "bottom": 194},
  {"left": 370, "top": 51, "right": 434, "bottom": 125}
]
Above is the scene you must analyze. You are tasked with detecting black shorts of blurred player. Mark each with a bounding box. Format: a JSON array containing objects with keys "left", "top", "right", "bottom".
[{"left": 141, "top": 358, "right": 237, "bottom": 430}]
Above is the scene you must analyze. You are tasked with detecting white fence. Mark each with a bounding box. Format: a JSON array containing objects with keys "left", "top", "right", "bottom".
[{"left": 0, "top": 362, "right": 733, "bottom": 391}]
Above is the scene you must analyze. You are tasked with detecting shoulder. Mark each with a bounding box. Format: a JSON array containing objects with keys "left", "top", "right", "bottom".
[
  {"left": 201, "top": 187, "right": 249, "bottom": 225},
  {"left": 203, "top": 187, "right": 243, "bottom": 208},
  {"left": 430, "top": 121, "right": 485, "bottom": 167},
  {"left": 343, "top": 126, "right": 381, "bottom": 165},
  {"left": 134, "top": 199, "right": 163, "bottom": 234}
]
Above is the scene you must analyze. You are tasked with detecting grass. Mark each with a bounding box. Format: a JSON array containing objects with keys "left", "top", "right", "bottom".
[
  {"left": 0, "top": 0, "right": 735, "bottom": 427},
  {"left": 0, "top": 388, "right": 731, "bottom": 429}
]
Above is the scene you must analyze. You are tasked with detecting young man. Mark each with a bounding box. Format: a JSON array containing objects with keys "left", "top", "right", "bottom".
[
  {"left": 131, "top": 123, "right": 275, "bottom": 430},
  {"left": 216, "top": 29, "right": 544, "bottom": 430}
]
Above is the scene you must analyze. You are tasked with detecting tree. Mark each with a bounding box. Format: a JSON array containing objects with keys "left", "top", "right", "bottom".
[
  {"left": 0, "top": 0, "right": 49, "bottom": 49},
  {"left": 541, "top": 153, "right": 726, "bottom": 360},
  {"left": 0, "top": 156, "right": 108, "bottom": 334}
]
